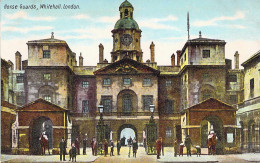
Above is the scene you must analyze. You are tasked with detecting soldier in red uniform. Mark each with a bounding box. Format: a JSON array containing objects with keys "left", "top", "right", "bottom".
[{"left": 156, "top": 137, "right": 162, "bottom": 159}]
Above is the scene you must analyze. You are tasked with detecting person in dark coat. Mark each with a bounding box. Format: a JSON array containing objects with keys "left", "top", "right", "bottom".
[
  {"left": 117, "top": 140, "right": 121, "bottom": 155},
  {"left": 110, "top": 140, "right": 114, "bottom": 156},
  {"left": 127, "top": 136, "right": 133, "bottom": 157},
  {"left": 59, "top": 137, "right": 66, "bottom": 161},
  {"left": 75, "top": 138, "right": 80, "bottom": 155},
  {"left": 121, "top": 136, "right": 126, "bottom": 146},
  {"left": 184, "top": 135, "right": 192, "bottom": 157},
  {"left": 71, "top": 143, "right": 77, "bottom": 162},
  {"left": 173, "top": 139, "right": 178, "bottom": 157},
  {"left": 104, "top": 139, "right": 108, "bottom": 157},
  {"left": 83, "top": 137, "right": 87, "bottom": 155},
  {"left": 91, "top": 137, "right": 94, "bottom": 155},
  {"left": 132, "top": 139, "right": 138, "bottom": 158},
  {"left": 156, "top": 137, "right": 162, "bottom": 159}
]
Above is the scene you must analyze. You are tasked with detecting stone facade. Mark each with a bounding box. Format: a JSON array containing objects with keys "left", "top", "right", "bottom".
[
  {"left": 237, "top": 50, "right": 260, "bottom": 152},
  {"left": 3, "top": 0, "right": 259, "bottom": 155}
]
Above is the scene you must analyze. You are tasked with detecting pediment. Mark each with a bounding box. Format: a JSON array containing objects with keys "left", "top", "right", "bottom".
[
  {"left": 187, "top": 98, "right": 236, "bottom": 111},
  {"left": 17, "top": 98, "right": 67, "bottom": 112},
  {"left": 94, "top": 58, "right": 159, "bottom": 75}
]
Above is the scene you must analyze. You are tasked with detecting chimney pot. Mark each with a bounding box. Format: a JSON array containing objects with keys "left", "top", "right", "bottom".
[
  {"left": 171, "top": 53, "right": 175, "bottom": 67},
  {"left": 99, "top": 43, "right": 104, "bottom": 63},
  {"left": 150, "top": 42, "right": 155, "bottom": 62}
]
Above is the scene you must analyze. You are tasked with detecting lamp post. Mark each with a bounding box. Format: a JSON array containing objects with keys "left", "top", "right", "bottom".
[
  {"left": 97, "top": 105, "right": 104, "bottom": 155},
  {"left": 149, "top": 104, "right": 155, "bottom": 123},
  {"left": 146, "top": 104, "right": 157, "bottom": 155}
]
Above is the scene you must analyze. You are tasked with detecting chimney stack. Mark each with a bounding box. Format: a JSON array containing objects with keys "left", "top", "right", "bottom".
[
  {"left": 99, "top": 43, "right": 104, "bottom": 63},
  {"left": 15, "top": 51, "right": 22, "bottom": 70},
  {"left": 176, "top": 50, "right": 181, "bottom": 66},
  {"left": 150, "top": 42, "right": 155, "bottom": 62},
  {"left": 234, "top": 51, "right": 239, "bottom": 69},
  {"left": 171, "top": 53, "right": 175, "bottom": 67},
  {"left": 79, "top": 52, "right": 83, "bottom": 66}
]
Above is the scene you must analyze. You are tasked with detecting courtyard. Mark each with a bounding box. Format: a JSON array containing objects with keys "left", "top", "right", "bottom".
[{"left": 2, "top": 147, "right": 260, "bottom": 163}]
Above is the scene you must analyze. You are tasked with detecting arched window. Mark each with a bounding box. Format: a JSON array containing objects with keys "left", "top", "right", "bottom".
[
  {"left": 124, "top": 9, "right": 128, "bottom": 17},
  {"left": 123, "top": 94, "right": 132, "bottom": 113}
]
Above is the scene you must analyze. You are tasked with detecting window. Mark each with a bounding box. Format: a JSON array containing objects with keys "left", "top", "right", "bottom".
[
  {"left": 250, "top": 78, "right": 254, "bottom": 98},
  {"left": 166, "top": 80, "right": 172, "bottom": 87},
  {"left": 229, "top": 75, "right": 237, "bottom": 82},
  {"left": 123, "top": 78, "right": 131, "bottom": 85},
  {"left": 230, "top": 95, "right": 237, "bottom": 104},
  {"left": 124, "top": 9, "right": 128, "bottom": 17},
  {"left": 82, "top": 100, "right": 89, "bottom": 113},
  {"left": 44, "top": 95, "right": 51, "bottom": 102},
  {"left": 165, "top": 100, "right": 174, "bottom": 113},
  {"left": 166, "top": 127, "right": 172, "bottom": 138},
  {"left": 143, "top": 78, "right": 151, "bottom": 86},
  {"left": 43, "top": 73, "right": 51, "bottom": 80},
  {"left": 143, "top": 95, "right": 153, "bottom": 110},
  {"left": 101, "top": 96, "right": 112, "bottom": 112},
  {"left": 82, "top": 81, "right": 89, "bottom": 88},
  {"left": 16, "top": 74, "right": 24, "bottom": 83},
  {"left": 103, "top": 78, "right": 111, "bottom": 86},
  {"left": 184, "top": 53, "right": 186, "bottom": 61},
  {"left": 43, "top": 50, "right": 50, "bottom": 58},
  {"left": 123, "top": 94, "right": 132, "bottom": 113},
  {"left": 203, "top": 50, "right": 210, "bottom": 58}
]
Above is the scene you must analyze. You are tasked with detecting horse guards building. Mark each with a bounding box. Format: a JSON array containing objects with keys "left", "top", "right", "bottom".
[{"left": 1, "top": 0, "right": 259, "bottom": 155}]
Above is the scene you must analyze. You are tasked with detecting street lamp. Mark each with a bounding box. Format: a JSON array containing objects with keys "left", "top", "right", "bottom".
[
  {"left": 149, "top": 104, "right": 155, "bottom": 123},
  {"left": 146, "top": 104, "right": 157, "bottom": 155},
  {"left": 98, "top": 105, "right": 104, "bottom": 120},
  {"left": 97, "top": 105, "right": 104, "bottom": 155}
]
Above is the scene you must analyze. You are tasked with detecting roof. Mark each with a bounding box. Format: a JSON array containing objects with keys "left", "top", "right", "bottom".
[
  {"left": 114, "top": 17, "right": 139, "bottom": 30},
  {"left": 1, "top": 100, "right": 18, "bottom": 110},
  {"left": 27, "top": 38, "right": 67, "bottom": 44},
  {"left": 186, "top": 98, "right": 236, "bottom": 112},
  {"left": 17, "top": 98, "right": 68, "bottom": 112},
  {"left": 119, "top": 0, "right": 133, "bottom": 10},
  {"left": 241, "top": 50, "right": 260, "bottom": 67},
  {"left": 94, "top": 58, "right": 160, "bottom": 75},
  {"left": 180, "top": 37, "right": 226, "bottom": 57}
]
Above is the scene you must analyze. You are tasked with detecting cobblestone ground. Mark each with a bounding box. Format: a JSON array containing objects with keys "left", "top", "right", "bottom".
[{"left": 1, "top": 147, "right": 260, "bottom": 163}]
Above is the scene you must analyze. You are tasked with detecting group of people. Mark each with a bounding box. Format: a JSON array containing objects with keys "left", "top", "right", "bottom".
[
  {"left": 102, "top": 136, "right": 138, "bottom": 158},
  {"left": 59, "top": 137, "right": 80, "bottom": 162}
]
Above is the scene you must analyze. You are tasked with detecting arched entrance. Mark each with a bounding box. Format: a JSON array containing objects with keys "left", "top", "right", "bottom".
[
  {"left": 30, "top": 117, "right": 53, "bottom": 155},
  {"left": 118, "top": 124, "right": 138, "bottom": 145},
  {"left": 200, "top": 116, "right": 223, "bottom": 154}
]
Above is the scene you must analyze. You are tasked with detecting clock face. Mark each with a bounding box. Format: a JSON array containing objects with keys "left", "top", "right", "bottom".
[{"left": 121, "top": 34, "right": 133, "bottom": 46}]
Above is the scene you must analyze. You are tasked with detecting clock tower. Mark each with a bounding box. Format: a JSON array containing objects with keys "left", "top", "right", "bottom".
[{"left": 111, "top": 0, "right": 143, "bottom": 63}]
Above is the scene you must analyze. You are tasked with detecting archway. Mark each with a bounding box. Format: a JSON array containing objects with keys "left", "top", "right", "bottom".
[
  {"left": 30, "top": 116, "right": 53, "bottom": 155},
  {"left": 117, "top": 124, "right": 138, "bottom": 146},
  {"left": 117, "top": 89, "right": 138, "bottom": 114},
  {"left": 200, "top": 115, "right": 223, "bottom": 154}
]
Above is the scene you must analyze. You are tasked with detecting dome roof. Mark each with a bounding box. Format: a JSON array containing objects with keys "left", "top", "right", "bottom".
[
  {"left": 119, "top": 0, "right": 133, "bottom": 9},
  {"left": 114, "top": 17, "right": 139, "bottom": 30}
]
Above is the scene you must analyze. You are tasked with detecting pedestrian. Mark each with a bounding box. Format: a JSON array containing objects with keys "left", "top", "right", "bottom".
[
  {"left": 127, "top": 136, "right": 133, "bottom": 157},
  {"left": 132, "top": 139, "right": 138, "bottom": 158},
  {"left": 110, "top": 140, "right": 114, "bottom": 156},
  {"left": 91, "top": 137, "right": 94, "bottom": 155},
  {"left": 93, "top": 137, "right": 97, "bottom": 156},
  {"left": 104, "top": 139, "right": 108, "bottom": 157},
  {"left": 59, "top": 137, "right": 66, "bottom": 161},
  {"left": 75, "top": 137, "right": 80, "bottom": 155},
  {"left": 71, "top": 143, "right": 77, "bottom": 162},
  {"left": 179, "top": 141, "right": 184, "bottom": 156},
  {"left": 83, "top": 137, "right": 87, "bottom": 155},
  {"left": 121, "top": 136, "right": 126, "bottom": 146},
  {"left": 156, "top": 137, "right": 162, "bottom": 159},
  {"left": 184, "top": 135, "right": 192, "bottom": 157},
  {"left": 173, "top": 139, "right": 178, "bottom": 157},
  {"left": 117, "top": 140, "right": 121, "bottom": 155}
]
